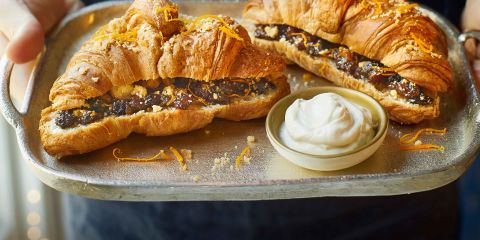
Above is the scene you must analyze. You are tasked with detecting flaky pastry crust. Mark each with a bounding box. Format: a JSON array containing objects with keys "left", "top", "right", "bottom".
[
  {"left": 243, "top": 0, "right": 453, "bottom": 93},
  {"left": 40, "top": 75, "right": 289, "bottom": 157},
  {"left": 40, "top": 0, "right": 289, "bottom": 158}
]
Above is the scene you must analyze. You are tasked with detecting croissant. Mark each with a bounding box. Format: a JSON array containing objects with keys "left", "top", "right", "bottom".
[
  {"left": 243, "top": 0, "right": 453, "bottom": 124},
  {"left": 40, "top": 0, "right": 289, "bottom": 158}
]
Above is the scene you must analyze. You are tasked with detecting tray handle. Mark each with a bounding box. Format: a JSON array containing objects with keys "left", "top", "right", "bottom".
[
  {"left": 0, "top": 55, "right": 24, "bottom": 129},
  {"left": 458, "top": 31, "right": 480, "bottom": 44}
]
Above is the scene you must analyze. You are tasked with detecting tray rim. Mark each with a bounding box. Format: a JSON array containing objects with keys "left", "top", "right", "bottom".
[{"left": 2, "top": 1, "right": 480, "bottom": 200}]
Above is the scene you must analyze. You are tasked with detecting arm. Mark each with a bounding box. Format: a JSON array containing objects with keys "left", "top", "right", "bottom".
[{"left": 0, "top": 0, "right": 82, "bottom": 102}]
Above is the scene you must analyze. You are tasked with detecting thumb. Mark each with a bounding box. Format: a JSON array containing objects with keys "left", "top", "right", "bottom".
[
  {"left": 6, "top": 19, "right": 44, "bottom": 64},
  {"left": 0, "top": 0, "right": 44, "bottom": 64}
]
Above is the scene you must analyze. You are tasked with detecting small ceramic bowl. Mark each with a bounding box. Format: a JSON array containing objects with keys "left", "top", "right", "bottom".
[{"left": 266, "top": 86, "right": 388, "bottom": 171}]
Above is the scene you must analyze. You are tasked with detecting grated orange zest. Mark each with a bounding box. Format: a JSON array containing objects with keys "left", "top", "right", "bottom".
[
  {"left": 93, "top": 26, "right": 150, "bottom": 47},
  {"left": 235, "top": 146, "right": 251, "bottom": 168},
  {"left": 156, "top": 5, "right": 183, "bottom": 23},
  {"left": 372, "top": 0, "right": 382, "bottom": 15},
  {"left": 360, "top": 0, "right": 382, "bottom": 15},
  {"left": 94, "top": 27, "right": 138, "bottom": 42},
  {"left": 397, "top": 3, "right": 418, "bottom": 14},
  {"left": 113, "top": 148, "right": 166, "bottom": 162},
  {"left": 410, "top": 32, "right": 433, "bottom": 54},
  {"left": 399, "top": 128, "right": 447, "bottom": 144},
  {"left": 360, "top": 0, "right": 369, "bottom": 9},
  {"left": 184, "top": 15, "right": 244, "bottom": 42}
]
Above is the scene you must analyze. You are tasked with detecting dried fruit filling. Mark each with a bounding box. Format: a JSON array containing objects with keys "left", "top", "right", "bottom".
[
  {"left": 254, "top": 24, "right": 432, "bottom": 105},
  {"left": 55, "top": 77, "right": 275, "bottom": 129}
]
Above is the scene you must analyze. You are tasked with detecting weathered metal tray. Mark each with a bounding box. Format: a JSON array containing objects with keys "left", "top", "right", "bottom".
[{"left": 1, "top": 1, "right": 480, "bottom": 201}]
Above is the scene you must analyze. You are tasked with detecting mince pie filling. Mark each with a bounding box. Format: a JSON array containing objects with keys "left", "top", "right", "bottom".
[
  {"left": 55, "top": 77, "right": 275, "bottom": 129},
  {"left": 254, "top": 24, "right": 432, "bottom": 105}
]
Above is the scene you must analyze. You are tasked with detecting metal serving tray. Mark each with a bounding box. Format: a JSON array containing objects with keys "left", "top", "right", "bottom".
[{"left": 2, "top": 1, "right": 480, "bottom": 201}]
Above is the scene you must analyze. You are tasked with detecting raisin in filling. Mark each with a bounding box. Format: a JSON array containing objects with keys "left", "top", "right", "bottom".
[
  {"left": 254, "top": 24, "right": 432, "bottom": 105},
  {"left": 54, "top": 77, "right": 275, "bottom": 129}
]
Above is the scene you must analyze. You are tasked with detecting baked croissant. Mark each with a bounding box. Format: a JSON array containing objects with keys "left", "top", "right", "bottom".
[
  {"left": 243, "top": 0, "right": 453, "bottom": 124},
  {"left": 40, "top": 0, "right": 289, "bottom": 158}
]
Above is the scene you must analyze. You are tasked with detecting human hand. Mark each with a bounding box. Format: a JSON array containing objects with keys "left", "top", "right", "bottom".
[
  {"left": 462, "top": 0, "right": 480, "bottom": 81},
  {"left": 0, "top": 0, "right": 83, "bottom": 63}
]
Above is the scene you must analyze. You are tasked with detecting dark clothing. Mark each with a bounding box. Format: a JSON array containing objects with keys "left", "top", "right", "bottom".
[
  {"left": 65, "top": 1, "right": 466, "bottom": 239},
  {"left": 64, "top": 183, "right": 458, "bottom": 240},
  {"left": 420, "top": 0, "right": 465, "bottom": 27}
]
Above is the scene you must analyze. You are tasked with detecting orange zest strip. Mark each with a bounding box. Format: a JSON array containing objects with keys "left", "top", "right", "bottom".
[
  {"left": 160, "top": 151, "right": 172, "bottom": 160},
  {"left": 113, "top": 148, "right": 166, "bottom": 162},
  {"left": 289, "top": 32, "right": 320, "bottom": 47},
  {"left": 158, "top": 31, "right": 165, "bottom": 43},
  {"left": 186, "top": 81, "right": 209, "bottom": 106},
  {"left": 235, "top": 146, "right": 251, "bottom": 168},
  {"left": 399, "top": 128, "right": 447, "bottom": 144},
  {"left": 410, "top": 32, "right": 433, "bottom": 54},
  {"left": 379, "top": 72, "right": 395, "bottom": 76},
  {"left": 170, "top": 147, "right": 187, "bottom": 170},
  {"left": 218, "top": 26, "right": 244, "bottom": 41},
  {"left": 227, "top": 79, "right": 252, "bottom": 98},
  {"left": 377, "top": 66, "right": 394, "bottom": 72},
  {"left": 375, "top": 66, "right": 396, "bottom": 76},
  {"left": 400, "top": 144, "right": 445, "bottom": 153}
]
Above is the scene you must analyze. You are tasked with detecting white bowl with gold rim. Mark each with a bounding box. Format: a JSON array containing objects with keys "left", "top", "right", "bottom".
[{"left": 266, "top": 86, "right": 388, "bottom": 171}]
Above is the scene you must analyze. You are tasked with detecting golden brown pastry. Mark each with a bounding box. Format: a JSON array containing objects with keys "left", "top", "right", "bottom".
[
  {"left": 40, "top": 0, "right": 289, "bottom": 158},
  {"left": 243, "top": 0, "right": 453, "bottom": 124}
]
